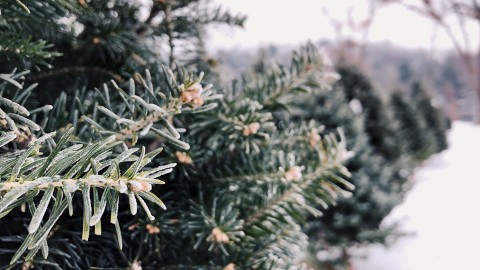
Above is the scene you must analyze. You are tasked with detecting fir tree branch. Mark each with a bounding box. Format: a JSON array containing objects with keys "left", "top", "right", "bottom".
[
  {"left": 0, "top": 130, "right": 172, "bottom": 264},
  {"left": 242, "top": 165, "right": 345, "bottom": 228},
  {"left": 0, "top": 37, "right": 61, "bottom": 67},
  {"left": 0, "top": 72, "right": 53, "bottom": 147},
  {"left": 243, "top": 225, "right": 308, "bottom": 269},
  {"left": 114, "top": 111, "right": 172, "bottom": 141},
  {"left": 240, "top": 131, "right": 353, "bottom": 229},
  {"left": 82, "top": 70, "right": 220, "bottom": 150},
  {"left": 0, "top": 175, "right": 163, "bottom": 192},
  {"left": 261, "top": 67, "right": 312, "bottom": 108},
  {"left": 240, "top": 43, "right": 332, "bottom": 110}
]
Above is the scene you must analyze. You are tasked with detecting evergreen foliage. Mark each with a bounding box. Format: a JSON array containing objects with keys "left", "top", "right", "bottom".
[
  {"left": 0, "top": 1, "right": 355, "bottom": 269},
  {"left": 0, "top": 0, "right": 245, "bottom": 96},
  {"left": 0, "top": 1, "right": 452, "bottom": 269},
  {"left": 290, "top": 81, "right": 405, "bottom": 268},
  {"left": 335, "top": 66, "right": 402, "bottom": 163},
  {"left": 389, "top": 91, "right": 436, "bottom": 162},
  {"left": 411, "top": 83, "right": 449, "bottom": 153},
  {"left": 296, "top": 69, "right": 450, "bottom": 268}
]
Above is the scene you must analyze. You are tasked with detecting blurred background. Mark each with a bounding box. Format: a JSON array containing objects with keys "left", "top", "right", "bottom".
[
  {"left": 204, "top": 1, "right": 480, "bottom": 269},
  {"left": 208, "top": 0, "right": 479, "bottom": 122}
]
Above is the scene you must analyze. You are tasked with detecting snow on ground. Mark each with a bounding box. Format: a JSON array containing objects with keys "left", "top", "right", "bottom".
[{"left": 350, "top": 121, "right": 480, "bottom": 270}]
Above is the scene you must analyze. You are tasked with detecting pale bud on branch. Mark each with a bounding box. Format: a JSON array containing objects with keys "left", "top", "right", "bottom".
[{"left": 285, "top": 166, "right": 302, "bottom": 181}]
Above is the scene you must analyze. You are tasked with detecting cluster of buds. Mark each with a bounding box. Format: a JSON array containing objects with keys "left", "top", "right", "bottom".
[
  {"left": 223, "top": 263, "right": 235, "bottom": 270},
  {"left": 242, "top": 122, "right": 260, "bottom": 136},
  {"left": 128, "top": 180, "right": 152, "bottom": 192},
  {"left": 15, "top": 133, "right": 35, "bottom": 147},
  {"left": 0, "top": 119, "right": 36, "bottom": 147},
  {"left": 22, "top": 261, "right": 33, "bottom": 270},
  {"left": 175, "top": 151, "right": 193, "bottom": 165},
  {"left": 284, "top": 166, "right": 302, "bottom": 182},
  {"left": 180, "top": 82, "right": 204, "bottom": 107},
  {"left": 309, "top": 128, "right": 321, "bottom": 147},
  {"left": 146, "top": 223, "right": 160, "bottom": 234},
  {"left": 130, "top": 261, "right": 142, "bottom": 270},
  {"left": 92, "top": 37, "right": 101, "bottom": 44},
  {"left": 208, "top": 227, "right": 229, "bottom": 243}
]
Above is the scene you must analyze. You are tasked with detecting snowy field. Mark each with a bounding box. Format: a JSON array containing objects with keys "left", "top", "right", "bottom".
[{"left": 350, "top": 121, "right": 480, "bottom": 270}]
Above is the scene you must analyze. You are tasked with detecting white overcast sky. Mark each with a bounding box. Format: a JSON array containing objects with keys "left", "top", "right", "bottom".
[{"left": 208, "top": 0, "right": 479, "bottom": 51}]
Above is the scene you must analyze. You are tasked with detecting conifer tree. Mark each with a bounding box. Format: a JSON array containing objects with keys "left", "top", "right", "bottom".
[
  {"left": 0, "top": 1, "right": 354, "bottom": 269},
  {"left": 299, "top": 68, "right": 450, "bottom": 269},
  {"left": 411, "top": 83, "right": 449, "bottom": 153},
  {"left": 335, "top": 66, "right": 402, "bottom": 163},
  {"left": 290, "top": 82, "right": 405, "bottom": 268},
  {"left": 389, "top": 91, "right": 436, "bottom": 162}
]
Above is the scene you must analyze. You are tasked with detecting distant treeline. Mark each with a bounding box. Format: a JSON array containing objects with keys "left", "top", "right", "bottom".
[{"left": 213, "top": 40, "right": 473, "bottom": 121}]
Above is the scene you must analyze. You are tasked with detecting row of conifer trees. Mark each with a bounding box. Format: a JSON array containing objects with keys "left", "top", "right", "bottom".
[{"left": 298, "top": 66, "right": 449, "bottom": 268}]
